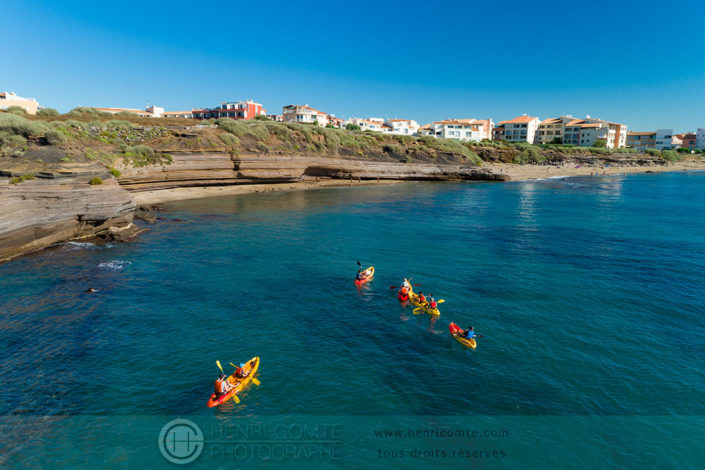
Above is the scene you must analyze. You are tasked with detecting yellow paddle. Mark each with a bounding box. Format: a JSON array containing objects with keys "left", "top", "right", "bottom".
[{"left": 230, "top": 362, "right": 260, "bottom": 386}]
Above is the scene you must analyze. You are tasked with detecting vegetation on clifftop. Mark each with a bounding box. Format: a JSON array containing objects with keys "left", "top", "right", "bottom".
[{"left": 2, "top": 107, "right": 699, "bottom": 178}]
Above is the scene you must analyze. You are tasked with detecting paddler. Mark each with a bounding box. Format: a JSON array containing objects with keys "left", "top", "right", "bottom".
[
  {"left": 459, "top": 326, "right": 475, "bottom": 339},
  {"left": 214, "top": 373, "right": 235, "bottom": 397},
  {"left": 417, "top": 291, "right": 426, "bottom": 305},
  {"left": 427, "top": 294, "right": 437, "bottom": 310},
  {"left": 235, "top": 363, "right": 250, "bottom": 379},
  {"left": 356, "top": 269, "right": 365, "bottom": 281}
]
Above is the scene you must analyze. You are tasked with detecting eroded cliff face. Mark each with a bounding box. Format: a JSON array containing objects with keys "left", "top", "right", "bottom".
[
  {"left": 116, "top": 152, "right": 509, "bottom": 190},
  {"left": 0, "top": 177, "right": 138, "bottom": 262},
  {"left": 0, "top": 152, "right": 508, "bottom": 262}
]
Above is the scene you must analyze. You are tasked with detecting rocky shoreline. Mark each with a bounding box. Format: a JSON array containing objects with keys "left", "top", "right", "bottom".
[{"left": 1, "top": 150, "right": 704, "bottom": 263}]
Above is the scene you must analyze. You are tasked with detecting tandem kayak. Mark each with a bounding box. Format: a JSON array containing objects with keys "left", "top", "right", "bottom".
[
  {"left": 354, "top": 266, "right": 374, "bottom": 286},
  {"left": 207, "top": 357, "right": 260, "bottom": 407},
  {"left": 408, "top": 289, "right": 440, "bottom": 316},
  {"left": 449, "top": 322, "right": 476, "bottom": 349}
]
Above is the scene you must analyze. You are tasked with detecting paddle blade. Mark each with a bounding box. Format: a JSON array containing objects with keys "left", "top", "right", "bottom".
[
  {"left": 252, "top": 378, "right": 260, "bottom": 386},
  {"left": 216, "top": 361, "right": 224, "bottom": 373},
  {"left": 437, "top": 299, "right": 445, "bottom": 303},
  {"left": 232, "top": 395, "right": 240, "bottom": 404},
  {"left": 357, "top": 260, "right": 362, "bottom": 267},
  {"left": 229, "top": 362, "right": 237, "bottom": 369},
  {"left": 390, "top": 286, "right": 398, "bottom": 289}
]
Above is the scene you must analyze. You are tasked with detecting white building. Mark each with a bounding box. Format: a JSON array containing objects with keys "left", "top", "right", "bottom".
[
  {"left": 345, "top": 118, "right": 391, "bottom": 133},
  {"left": 95, "top": 105, "right": 164, "bottom": 118},
  {"left": 385, "top": 119, "right": 420, "bottom": 136},
  {"left": 563, "top": 116, "right": 628, "bottom": 148},
  {"left": 654, "top": 129, "right": 674, "bottom": 150},
  {"left": 497, "top": 115, "right": 541, "bottom": 143},
  {"left": 696, "top": 128, "right": 705, "bottom": 149},
  {"left": 421, "top": 119, "right": 493, "bottom": 142},
  {"left": 0, "top": 91, "right": 40, "bottom": 114},
  {"left": 282, "top": 104, "right": 328, "bottom": 126}
]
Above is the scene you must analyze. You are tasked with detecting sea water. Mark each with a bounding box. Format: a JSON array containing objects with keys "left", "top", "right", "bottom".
[{"left": 1, "top": 172, "right": 704, "bottom": 468}]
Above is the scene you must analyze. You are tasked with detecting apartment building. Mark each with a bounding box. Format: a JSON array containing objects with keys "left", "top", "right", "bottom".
[
  {"left": 697, "top": 128, "right": 705, "bottom": 149},
  {"left": 654, "top": 129, "right": 674, "bottom": 150},
  {"left": 345, "top": 118, "right": 391, "bottom": 133},
  {"left": 0, "top": 91, "right": 40, "bottom": 114},
  {"left": 563, "top": 116, "right": 628, "bottom": 148},
  {"left": 496, "top": 115, "right": 540, "bottom": 143},
  {"left": 191, "top": 100, "right": 266, "bottom": 120},
  {"left": 672, "top": 133, "right": 696, "bottom": 149},
  {"left": 385, "top": 119, "right": 420, "bottom": 136},
  {"left": 534, "top": 116, "right": 576, "bottom": 144},
  {"left": 95, "top": 105, "right": 164, "bottom": 117},
  {"left": 626, "top": 132, "right": 656, "bottom": 150},
  {"left": 282, "top": 104, "right": 328, "bottom": 126},
  {"left": 423, "top": 119, "right": 485, "bottom": 142}
]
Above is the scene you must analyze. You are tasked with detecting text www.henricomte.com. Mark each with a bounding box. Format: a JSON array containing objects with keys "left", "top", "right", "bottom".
[{"left": 374, "top": 427, "right": 509, "bottom": 438}]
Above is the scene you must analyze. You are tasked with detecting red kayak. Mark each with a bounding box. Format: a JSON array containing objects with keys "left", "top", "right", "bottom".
[{"left": 397, "top": 291, "right": 409, "bottom": 301}]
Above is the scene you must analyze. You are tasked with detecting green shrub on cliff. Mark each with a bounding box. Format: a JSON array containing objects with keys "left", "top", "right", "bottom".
[
  {"left": 0, "top": 112, "right": 65, "bottom": 146},
  {"left": 218, "top": 132, "right": 240, "bottom": 147},
  {"left": 37, "top": 108, "right": 60, "bottom": 117},
  {"left": 514, "top": 147, "right": 547, "bottom": 164},
  {"left": 109, "top": 168, "right": 121, "bottom": 178},
  {"left": 9, "top": 174, "right": 35, "bottom": 184},
  {"left": 119, "top": 144, "right": 172, "bottom": 167},
  {"left": 4, "top": 106, "right": 28, "bottom": 115},
  {"left": 660, "top": 150, "right": 682, "bottom": 162},
  {"left": 89, "top": 177, "right": 103, "bottom": 185},
  {"left": 345, "top": 123, "right": 361, "bottom": 131}
]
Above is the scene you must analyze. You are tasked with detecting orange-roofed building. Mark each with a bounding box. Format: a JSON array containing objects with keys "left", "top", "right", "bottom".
[
  {"left": 424, "top": 118, "right": 491, "bottom": 142},
  {"left": 535, "top": 115, "right": 577, "bottom": 145},
  {"left": 563, "top": 116, "right": 628, "bottom": 148},
  {"left": 385, "top": 119, "right": 420, "bottom": 136},
  {"left": 495, "top": 115, "right": 540, "bottom": 143},
  {"left": 672, "top": 133, "right": 696, "bottom": 149},
  {"left": 282, "top": 104, "right": 328, "bottom": 127}
]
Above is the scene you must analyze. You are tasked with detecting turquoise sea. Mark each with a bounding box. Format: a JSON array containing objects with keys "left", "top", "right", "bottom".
[{"left": 1, "top": 172, "right": 705, "bottom": 469}]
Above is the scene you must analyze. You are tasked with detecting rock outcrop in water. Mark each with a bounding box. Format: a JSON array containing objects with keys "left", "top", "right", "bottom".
[{"left": 0, "top": 169, "right": 139, "bottom": 262}]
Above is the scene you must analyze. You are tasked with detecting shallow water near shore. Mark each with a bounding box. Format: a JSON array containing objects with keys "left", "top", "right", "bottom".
[{"left": 2, "top": 173, "right": 705, "bottom": 468}]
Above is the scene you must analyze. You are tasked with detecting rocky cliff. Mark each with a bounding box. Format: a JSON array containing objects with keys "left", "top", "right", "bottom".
[
  {"left": 116, "top": 152, "right": 509, "bottom": 191},
  {"left": 0, "top": 170, "right": 138, "bottom": 262}
]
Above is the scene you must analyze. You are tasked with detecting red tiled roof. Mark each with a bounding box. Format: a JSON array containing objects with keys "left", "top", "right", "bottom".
[{"left": 499, "top": 116, "right": 538, "bottom": 125}]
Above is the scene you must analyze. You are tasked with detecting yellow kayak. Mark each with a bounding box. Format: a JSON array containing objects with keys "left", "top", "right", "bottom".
[
  {"left": 408, "top": 288, "right": 440, "bottom": 316},
  {"left": 207, "top": 357, "right": 259, "bottom": 407},
  {"left": 355, "top": 266, "right": 374, "bottom": 286},
  {"left": 450, "top": 322, "right": 476, "bottom": 349}
]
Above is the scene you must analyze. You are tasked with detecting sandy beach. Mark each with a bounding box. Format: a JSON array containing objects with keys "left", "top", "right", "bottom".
[
  {"left": 486, "top": 156, "right": 705, "bottom": 182},
  {"left": 132, "top": 156, "right": 705, "bottom": 205},
  {"left": 132, "top": 179, "right": 404, "bottom": 205}
]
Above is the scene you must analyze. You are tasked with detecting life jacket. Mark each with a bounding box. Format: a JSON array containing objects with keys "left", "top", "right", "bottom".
[
  {"left": 429, "top": 301, "right": 437, "bottom": 308},
  {"left": 215, "top": 378, "right": 225, "bottom": 394},
  {"left": 419, "top": 295, "right": 426, "bottom": 303},
  {"left": 400, "top": 287, "right": 408, "bottom": 295},
  {"left": 236, "top": 367, "right": 244, "bottom": 377}
]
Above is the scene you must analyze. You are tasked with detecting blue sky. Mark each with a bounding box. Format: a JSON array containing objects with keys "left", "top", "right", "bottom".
[{"left": 2, "top": 0, "right": 704, "bottom": 131}]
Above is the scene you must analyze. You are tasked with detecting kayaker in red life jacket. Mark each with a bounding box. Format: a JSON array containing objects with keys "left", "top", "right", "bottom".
[
  {"left": 235, "top": 363, "right": 249, "bottom": 379},
  {"left": 427, "top": 294, "right": 437, "bottom": 309},
  {"left": 417, "top": 292, "right": 426, "bottom": 304},
  {"left": 400, "top": 286, "right": 408, "bottom": 296},
  {"left": 215, "top": 373, "right": 234, "bottom": 397}
]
